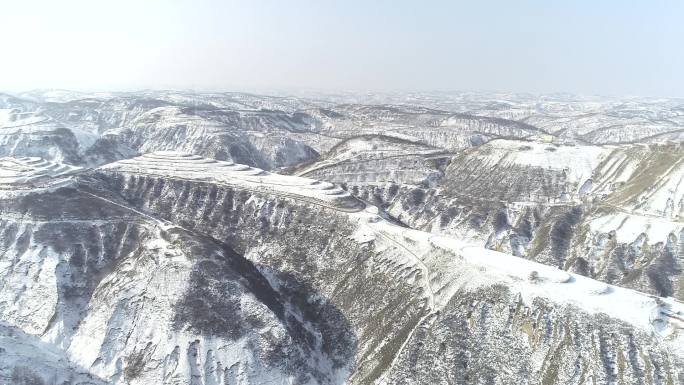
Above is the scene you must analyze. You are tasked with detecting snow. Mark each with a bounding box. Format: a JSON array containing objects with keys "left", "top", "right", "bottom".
[
  {"left": 0, "top": 157, "right": 83, "bottom": 192},
  {"left": 16, "top": 89, "right": 114, "bottom": 103},
  {"left": 589, "top": 212, "right": 683, "bottom": 244},
  {"left": 633, "top": 160, "right": 684, "bottom": 219},
  {"left": 0, "top": 109, "right": 48, "bottom": 129},
  {"left": 0, "top": 322, "right": 107, "bottom": 385},
  {"left": 481, "top": 139, "right": 610, "bottom": 184},
  {"left": 594, "top": 149, "right": 638, "bottom": 187},
  {"left": 102, "top": 152, "right": 361, "bottom": 210},
  {"left": 68, "top": 126, "right": 100, "bottom": 150}
]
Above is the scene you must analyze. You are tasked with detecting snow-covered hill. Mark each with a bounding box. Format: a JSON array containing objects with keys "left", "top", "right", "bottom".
[
  {"left": 1, "top": 90, "right": 684, "bottom": 384},
  {"left": 1, "top": 152, "right": 682, "bottom": 384}
]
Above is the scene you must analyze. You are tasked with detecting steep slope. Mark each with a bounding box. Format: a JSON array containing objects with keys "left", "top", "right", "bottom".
[
  {"left": 0, "top": 158, "right": 357, "bottom": 384},
  {"left": 85, "top": 152, "right": 683, "bottom": 384}
]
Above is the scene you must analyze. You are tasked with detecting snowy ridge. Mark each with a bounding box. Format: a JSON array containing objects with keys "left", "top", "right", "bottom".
[
  {"left": 101, "top": 151, "right": 365, "bottom": 211},
  {"left": 477, "top": 139, "right": 609, "bottom": 185},
  {"left": 589, "top": 212, "right": 684, "bottom": 244},
  {"left": 0, "top": 157, "right": 83, "bottom": 191},
  {"left": 293, "top": 135, "right": 447, "bottom": 186},
  {"left": 351, "top": 206, "right": 684, "bottom": 355}
]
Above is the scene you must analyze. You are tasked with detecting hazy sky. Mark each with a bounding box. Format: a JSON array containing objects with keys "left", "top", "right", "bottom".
[{"left": 1, "top": 0, "right": 682, "bottom": 96}]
